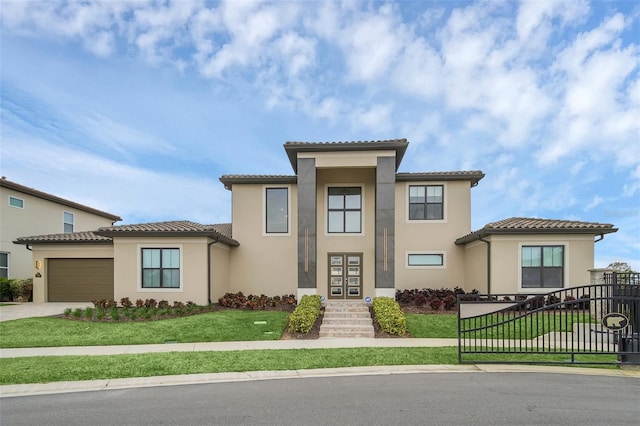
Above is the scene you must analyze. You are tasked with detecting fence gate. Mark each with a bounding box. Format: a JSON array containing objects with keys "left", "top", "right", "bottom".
[{"left": 457, "top": 284, "right": 640, "bottom": 365}]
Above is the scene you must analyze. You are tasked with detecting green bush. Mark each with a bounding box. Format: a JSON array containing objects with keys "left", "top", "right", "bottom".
[
  {"left": 373, "top": 297, "right": 407, "bottom": 336},
  {"left": 0, "top": 278, "right": 12, "bottom": 302},
  {"left": 0, "top": 278, "right": 33, "bottom": 302},
  {"left": 288, "top": 295, "right": 322, "bottom": 333}
]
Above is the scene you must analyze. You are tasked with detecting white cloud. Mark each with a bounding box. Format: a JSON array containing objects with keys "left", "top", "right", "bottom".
[{"left": 585, "top": 195, "right": 604, "bottom": 210}]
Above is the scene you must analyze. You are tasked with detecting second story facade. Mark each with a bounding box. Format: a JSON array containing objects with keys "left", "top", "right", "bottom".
[{"left": 0, "top": 177, "right": 121, "bottom": 279}]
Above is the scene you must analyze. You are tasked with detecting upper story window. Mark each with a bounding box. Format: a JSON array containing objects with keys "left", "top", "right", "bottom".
[
  {"left": 328, "top": 187, "right": 361, "bottom": 233},
  {"left": 409, "top": 185, "right": 443, "bottom": 220},
  {"left": 265, "top": 187, "right": 289, "bottom": 234},
  {"left": 141, "top": 248, "right": 180, "bottom": 288},
  {"left": 0, "top": 252, "right": 8, "bottom": 279},
  {"left": 63, "top": 212, "right": 75, "bottom": 233},
  {"left": 9, "top": 196, "right": 24, "bottom": 209},
  {"left": 522, "top": 246, "right": 564, "bottom": 288}
]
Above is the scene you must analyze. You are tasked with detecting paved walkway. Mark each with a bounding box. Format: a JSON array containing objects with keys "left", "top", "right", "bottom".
[{"left": 0, "top": 302, "right": 91, "bottom": 322}]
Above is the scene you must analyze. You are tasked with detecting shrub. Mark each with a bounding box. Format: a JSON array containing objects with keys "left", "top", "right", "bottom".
[
  {"left": 135, "top": 299, "right": 144, "bottom": 308},
  {"left": 414, "top": 293, "right": 427, "bottom": 307},
  {"left": 0, "top": 278, "right": 12, "bottom": 301},
  {"left": 109, "top": 307, "right": 120, "bottom": 321},
  {"left": 373, "top": 297, "right": 407, "bottom": 336},
  {"left": 144, "top": 299, "right": 157, "bottom": 308},
  {"left": 288, "top": 295, "right": 322, "bottom": 333},
  {"left": 85, "top": 307, "right": 94, "bottom": 320},
  {"left": 120, "top": 297, "right": 133, "bottom": 308},
  {"left": 63, "top": 308, "right": 72, "bottom": 318},
  {"left": 428, "top": 296, "right": 443, "bottom": 311},
  {"left": 96, "top": 307, "right": 106, "bottom": 320},
  {"left": 158, "top": 300, "right": 170, "bottom": 309},
  {"left": 73, "top": 308, "right": 83, "bottom": 318},
  {"left": 443, "top": 294, "right": 457, "bottom": 310}
]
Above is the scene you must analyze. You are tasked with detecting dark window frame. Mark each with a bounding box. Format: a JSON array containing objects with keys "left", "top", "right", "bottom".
[
  {"left": 63, "top": 211, "right": 74, "bottom": 233},
  {"left": 327, "top": 187, "right": 362, "bottom": 234},
  {"left": 141, "top": 248, "right": 181, "bottom": 289},
  {"left": 0, "top": 252, "right": 8, "bottom": 279},
  {"left": 265, "top": 187, "right": 289, "bottom": 234},
  {"left": 521, "top": 245, "right": 564, "bottom": 288},
  {"left": 408, "top": 184, "right": 444, "bottom": 220}
]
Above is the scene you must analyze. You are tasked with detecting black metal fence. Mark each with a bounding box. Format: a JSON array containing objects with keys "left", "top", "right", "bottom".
[
  {"left": 457, "top": 284, "right": 640, "bottom": 365},
  {"left": 604, "top": 272, "right": 640, "bottom": 285}
]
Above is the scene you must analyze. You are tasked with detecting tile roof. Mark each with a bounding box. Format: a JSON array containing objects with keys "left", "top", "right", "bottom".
[
  {"left": 396, "top": 171, "right": 485, "bottom": 186},
  {"left": 0, "top": 177, "right": 122, "bottom": 221},
  {"left": 14, "top": 231, "right": 113, "bottom": 245},
  {"left": 284, "top": 139, "right": 409, "bottom": 172},
  {"left": 96, "top": 220, "right": 239, "bottom": 246},
  {"left": 455, "top": 217, "right": 618, "bottom": 245}
]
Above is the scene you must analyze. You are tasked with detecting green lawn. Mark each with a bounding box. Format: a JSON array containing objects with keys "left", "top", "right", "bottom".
[
  {"left": 0, "top": 347, "right": 459, "bottom": 385},
  {"left": 407, "top": 312, "right": 596, "bottom": 339},
  {"left": 0, "top": 311, "right": 289, "bottom": 348}
]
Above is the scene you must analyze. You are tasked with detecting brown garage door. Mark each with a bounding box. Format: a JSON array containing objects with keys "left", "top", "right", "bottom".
[{"left": 48, "top": 259, "right": 114, "bottom": 302}]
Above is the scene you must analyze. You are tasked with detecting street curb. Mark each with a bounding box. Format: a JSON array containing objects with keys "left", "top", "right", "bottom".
[{"left": 2, "top": 364, "right": 638, "bottom": 398}]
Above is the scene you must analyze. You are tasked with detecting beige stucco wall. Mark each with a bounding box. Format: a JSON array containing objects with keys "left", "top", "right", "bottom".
[
  {"left": 470, "top": 234, "right": 597, "bottom": 294},
  {"left": 1, "top": 186, "right": 116, "bottom": 279},
  {"left": 29, "top": 244, "right": 114, "bottom": 302},
  {"left": 316, "top": 168, "right": 377, "bottom": 300},
  {"left": 461, "top": 240, "right": 489, "bottom": 293},
  {"left": 394, "top": 180, "right": 472, "bottom": 291},
  {"left": 210, "top": 243, "right": 231, "bottom": 302},
  {"left": 228, "top": 184, "right": 298, "bottom": 296},
  {"left": 112, "top": 236, "right": 211, "bottom": 305}
]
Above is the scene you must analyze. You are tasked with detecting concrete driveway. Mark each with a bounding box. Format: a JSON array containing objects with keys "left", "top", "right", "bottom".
[{"left": 0, "top": 303, "right": 91, "bottom": 322}]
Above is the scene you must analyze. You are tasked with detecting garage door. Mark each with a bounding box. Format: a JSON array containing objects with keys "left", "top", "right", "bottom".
[{"left": 48, "top": 259, "right": 114, "bottom": 302}]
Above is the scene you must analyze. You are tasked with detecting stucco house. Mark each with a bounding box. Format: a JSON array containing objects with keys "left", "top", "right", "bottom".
[
  {"left": 1, "top": 177, "right": 121, "bottom": 281},
  {"left": 14, "top": 140, "right": 617, "bottom": 304}
]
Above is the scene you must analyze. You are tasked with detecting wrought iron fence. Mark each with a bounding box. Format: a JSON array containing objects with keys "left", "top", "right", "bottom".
[
  {"left": 457, "top": 284, "right": 640, "bottom": 365},
  {"left": 604, "top": 272, "right": 640, "bottom": 285}
]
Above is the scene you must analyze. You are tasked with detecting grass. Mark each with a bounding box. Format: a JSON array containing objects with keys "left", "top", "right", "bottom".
[
  {"left": 0, "top": 347, "right": 459, "bottom": 385},
  {"left": 407, "top": 312, "right": 596, "bottom": 339},
  {"left": 0, "top": 311, "right": 289, "bottom": 348}
]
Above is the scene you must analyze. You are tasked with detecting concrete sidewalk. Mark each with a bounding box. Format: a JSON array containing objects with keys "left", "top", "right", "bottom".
[
  {"left": 0, "top": 338, "right": 459, "bottom": 358},
  {"left": 0, "top": 302, "right": 91, "bottom": 322}
]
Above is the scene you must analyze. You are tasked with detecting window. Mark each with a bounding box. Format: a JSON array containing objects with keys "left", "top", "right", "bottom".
[
  {"left": 265, "top": 187, "right": 288, "bottom": 233},
  {"left": 0, "top": 253, "right": 8, "bottom": 279},
  {"left": 409, "top": 185, "right": 443, "bottom": 220},
  {"left": 328, "top": 187, "right": 362, "bottom": 233},
  {"left": 9, "top": 196, "right": 24, "bottom": 208},
  {"left": 408, "top": 253, "right": 444, "bottom": 267},
  {"left": 63, "top": 212, "right": 74, "bottom": 233},
  {"left": 141, "top": 248, "right": 180, "bottom": 288},
  {"left": 522, "top": 246, "right": 564, "bottom": 288}
]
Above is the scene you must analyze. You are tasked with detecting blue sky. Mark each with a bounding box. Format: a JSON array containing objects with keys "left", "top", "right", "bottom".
[{"left": 1, "top": 0, "right": 639, "bottom": 270}]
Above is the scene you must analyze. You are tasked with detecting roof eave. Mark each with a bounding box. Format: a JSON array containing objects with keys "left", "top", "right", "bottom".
[
  {"left": 396, "top": 172, "right": 485, "bottom": 186},
  {"left": 95, "top": 230, "right": 240, "bottom": 247},
  {"left": 13, "top": 239, "right": 113, "bottom": 245},
  {"left": 219, "top": 175, "right": 297, "bottom": 190},
  {"left": 455, "top": 227, "right": 619, "bottom": 245}
]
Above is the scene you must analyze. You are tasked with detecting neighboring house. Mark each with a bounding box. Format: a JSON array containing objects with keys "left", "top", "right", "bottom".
[
  {"left": 1, "top": 177, "right": 121, "bottom": 282},
  {"left": 14, "top": 140, "right": 617, "bottom": 304}
]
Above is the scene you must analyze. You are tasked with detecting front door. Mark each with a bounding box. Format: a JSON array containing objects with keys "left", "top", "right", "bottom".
[{"left": 328, "top": 253, "right": 363, "bottom": 299}]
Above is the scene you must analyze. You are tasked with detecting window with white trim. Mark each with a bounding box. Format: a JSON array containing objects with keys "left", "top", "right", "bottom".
[
  {"left": 63, "top": 212, "right": 74, "bottom": 233},
  {"left": 265, "top": 187, "right": 289, "bottom": 234},
  {"left": 9, "top": 196, "right": 24, "bottom": 208},
  {"left": 141, "top": 248, "right": 180, "bottom": 288},
  {"left": 409, "top": 185, "right": 443, "bottom": 220},
  {"left": 522, "top": 246, "right": 564, "bottom": 288},
  {"left": 0, "top": 252, "right": 8, "bottom": 279},
  {"left": 328, "top": 187, "right": 362, "bottom": 233},
  {"left": 407, "top": 252, "right": 445, "bottom": 268}
]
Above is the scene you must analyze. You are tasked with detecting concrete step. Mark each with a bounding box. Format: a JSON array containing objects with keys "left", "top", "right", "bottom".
[
  {"left": 320, "top": 301, "right": 374, "bottom": 338},
  {"left": 321, "top": 317, "right": 373, "bottom": 325}
]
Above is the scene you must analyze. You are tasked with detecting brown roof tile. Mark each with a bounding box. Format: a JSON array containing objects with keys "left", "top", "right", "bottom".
[
  {"left": 455, "top": 217, "right": 618, "bottom": 245},
  {"left": 96, "top": 221, "right": 239, "bottom": 246},
  {"left": 0, "top": 177, "right": 122, "bottom": 221},
  {"left": 396, "top": 171, "right": 485, "bottom": 186},
  {"left": 14, "top": 231, "right": 112, "bottom": 245},
  {"left": 284, "top": 139, "right": 409, "bottom": 172}
]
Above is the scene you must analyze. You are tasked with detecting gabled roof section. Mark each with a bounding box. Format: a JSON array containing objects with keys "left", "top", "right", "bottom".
[
  {"left": 95, "top": 220, "right": 239, "bottom": 246},
  {"left": 0, "top": 177, "right": 122, "bottom": 222},
  {"left": 14, "top": 231, "right": 113, "bottom": 245},
  {"left": 455, "top": 217, "right": 618, "bottom": 245},
  {"left": 219, "top": 175, "right": 296, "bottom": 190},
  {"left": 284, "top": 139, "right": 409, "bottom": 173},
  {"left": 396, "top": 171, "right": 485, "bottom": 187}
]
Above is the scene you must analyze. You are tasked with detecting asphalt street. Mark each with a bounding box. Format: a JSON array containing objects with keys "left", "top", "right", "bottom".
[{"left": 3, "top": 372, "right": 639, "bottom": 425}]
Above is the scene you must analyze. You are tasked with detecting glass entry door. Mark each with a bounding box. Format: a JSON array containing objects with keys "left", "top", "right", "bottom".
[{"left": 328, "top": 253, "right": 363, "bottom": 299}]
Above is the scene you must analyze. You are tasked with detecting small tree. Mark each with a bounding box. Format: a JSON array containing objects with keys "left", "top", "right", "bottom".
[{"left": 607, "top": 262, "right": 635, "bottom": 273}]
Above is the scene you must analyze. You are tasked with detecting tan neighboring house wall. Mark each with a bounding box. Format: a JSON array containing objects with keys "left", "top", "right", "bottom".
[
  {"left": 29, "top": 243, "right": 114, "bottom": 303},
  {"left": 1, "top": 178, "right": 120, "bottom": 279},
  {"left": 461, "top": 241, "right": 489, "bottom": 293}
]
